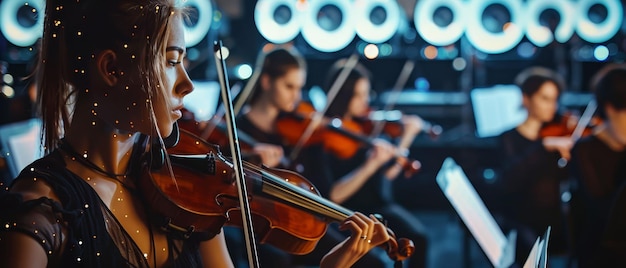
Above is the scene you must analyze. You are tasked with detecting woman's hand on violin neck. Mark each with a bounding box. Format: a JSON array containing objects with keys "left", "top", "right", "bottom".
[
  {"left": 343, "top": 212, "right": 391, "bottom": 248},
  {"left": 321, "top": 212, "right": 391, "bottom": 268},
  {"left": 366, "top": 139, "right": 396, "bottom": 167},
  {"left": 252, "top": 143, "right": 284, "bottom": 168},
  {"left": 542, "top": 136, "right": 574, "bottom": 160},
  {"left": 401, "top": 114, "right": 424, "bottom": 136}
]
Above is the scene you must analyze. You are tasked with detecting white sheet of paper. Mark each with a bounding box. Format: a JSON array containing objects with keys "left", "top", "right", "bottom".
[
  {"left": 8, "top": 126, "right": 41, "bottom": 172},
  {"left": 0, "top": 119, "right": 43, "bottom": 177},
  {"left": 436, "top": 157, "right": 508, "bottom": 266},
  {"left": 471, "top": 85, "right": 527, "bottom": 137},
  {"left": 183, "top": 81, "right": 221, "bottom": 121},
  {"left": 523, "top": 237, "right": 541, "bottom": 268}
]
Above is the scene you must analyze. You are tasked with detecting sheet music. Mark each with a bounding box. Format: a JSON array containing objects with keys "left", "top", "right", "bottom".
[
  {"left": 436, "top": 157, "right": 508, "bottom": 266},
  {"left": 522, "top": 226, "right": 551, "bottom": 268},
  {"left": 471, "top": 85, "right": 527, "bottom": 138},
  {"left": 0, "top": 119, "right": 43, "bottom": 178},
  {"left": 523, "top": 237, "right": 541, "bottom": 268},
  {"left": 183, "top": 81, "right": 221, "bottom": 121},
  {"left": 538, "top": 226, "right": 551, "bottom": 268}
]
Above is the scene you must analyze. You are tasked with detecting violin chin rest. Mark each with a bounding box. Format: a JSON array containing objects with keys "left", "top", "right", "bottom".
[
  {"left": 147, "top": 123, "right": 179, "bottom": 170},
  {"left": 163, "top": 122, "right": 180, "bottom": 148}
]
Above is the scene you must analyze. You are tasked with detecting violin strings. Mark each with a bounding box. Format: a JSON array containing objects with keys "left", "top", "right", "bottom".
[{"left": 241, "top": 161, "right": 352, "bottom": 221}]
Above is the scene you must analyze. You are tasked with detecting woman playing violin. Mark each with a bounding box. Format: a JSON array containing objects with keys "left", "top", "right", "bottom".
[
  {"left": 0, "top": 1, "right": 391, "bottom": 267},
  {"left": 313, "top": 58, "right": 428, "bottom": 268},
  {"left": 494, "top": 66, "right": 572, "bottom": 265},
  {"left": 568, "top": 63, "right": 626, "bottom": 267},
  {"left": 234, "top": 46, "right": 307, "bottom": 169}
]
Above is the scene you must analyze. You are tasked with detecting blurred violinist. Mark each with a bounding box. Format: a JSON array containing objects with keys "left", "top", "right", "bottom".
[
  {"left": 310, "top": 58, "right": 428, "bottom": 268},
  {"left": 568, "top": 63, "right": 626, "bottom": 267},
  {"left": 493, "top": 66, "right": 571, "bottom": 265},
  {"left": 234, "top": 46, "right": 306, "bottom": 169}
]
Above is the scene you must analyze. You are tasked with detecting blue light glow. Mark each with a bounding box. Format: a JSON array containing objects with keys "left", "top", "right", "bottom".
[
  {"left": 594, "top": 45, "right": 609, "bottom": 61},
  {"left": 236, "top": 64, "right": 253, "bottom": 79}
]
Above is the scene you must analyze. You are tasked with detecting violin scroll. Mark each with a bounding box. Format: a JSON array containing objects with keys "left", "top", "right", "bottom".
[
  {"left": 372, "top": 215, "right": 415, "bottom": 261},
  {"left": 384, "top": 236, "right": 415, "bottom": 261}
]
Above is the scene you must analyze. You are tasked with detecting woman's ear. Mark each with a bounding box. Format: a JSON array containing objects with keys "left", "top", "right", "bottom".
[
  {"left": 260, "top": 74, "right": 271, "bottom": 92},
  {"left": 96, "top": 50, "right": 119, "bottom": 86},
  {"left": 605, "top": 103, "right": 616, "bottom": 119}
]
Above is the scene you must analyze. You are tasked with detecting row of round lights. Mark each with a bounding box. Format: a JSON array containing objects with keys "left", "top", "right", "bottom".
[{"left": 254, "top": 0, "right": 623, "bottom": 54}]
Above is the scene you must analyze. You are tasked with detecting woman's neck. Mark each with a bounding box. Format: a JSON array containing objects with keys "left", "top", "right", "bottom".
[
  {"left": 516, "top": 117, "right": 543, "bottom": 140},
  {"left": 246, "top": 98, "right": 280, "bottom": 134},
  {"left": 63, "top": 100, "right": 142, "bottom": 179},
  {"left": 595, "top": 122, "right": 626, "bottom": 152}
]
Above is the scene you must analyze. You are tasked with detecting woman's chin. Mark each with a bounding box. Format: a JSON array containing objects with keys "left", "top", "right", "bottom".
[{"left": 159, "top": 125, "right": 174, "bottom": 139}]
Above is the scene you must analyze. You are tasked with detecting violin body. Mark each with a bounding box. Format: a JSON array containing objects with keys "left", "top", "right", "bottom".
[
  {"left": 178, "top": 108, "right": 268, "bottom": 166},
  {"left": 140, "top": 129, "right": 327, "bottom": 254},
  {"left": 275, "top": 101, "right": 327, "bottom": 148},
  {"left": 321, "top": 118, "right": 369, "bottom": 159},
  {"left": 539, "top": 111, "right": 601, "bottom": 138},
  {"left": 275, "top": 101, "right": 421, "bottom": 176}
]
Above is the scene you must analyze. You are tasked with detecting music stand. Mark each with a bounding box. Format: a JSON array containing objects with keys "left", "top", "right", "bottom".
[
  {"left": 436, "top": 157, "right": 551, "bottom": 267},
  {"left": 183, "top": 80, "right": 221, "bottom": 121},
  {"left": 470, "top": 85, "right": 527, "bottom": 138},
  {"left": 0, "top": 118, "right": 44, "bottom": 180},
  {"left": 523, "top": 226, "right": 551, "bottom": 268}
]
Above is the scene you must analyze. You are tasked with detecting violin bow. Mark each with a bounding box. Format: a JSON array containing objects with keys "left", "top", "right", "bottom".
[
  {"left": 571, "top": 99, "right": 597, "bottom": 142},
  {"left": 288, "top": 53, "right": 360, "bottom": 162},
  {"left": 213, "top": 40, "right": 261, "bottom": 268},
  {"left": 368, "top": 59, "right": 415, "bottom": 139},
  {"left": 556, "top": 99, "right": 597, "bottom": 168}
]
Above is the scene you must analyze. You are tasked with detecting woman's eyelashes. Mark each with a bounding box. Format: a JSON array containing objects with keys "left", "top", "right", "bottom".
[
  {"left": 166, "top": 51, "right": 185, "bottom": 67},
  {"left": 167, "top": 60, "right": 182, "bottom": 67}
]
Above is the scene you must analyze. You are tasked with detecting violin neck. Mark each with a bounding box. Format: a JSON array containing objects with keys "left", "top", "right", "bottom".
[
  {"left": 326, "top": 122, "right": 372, "bottom": 147},
  {"left": 251, "top": 164, "right": 353, "bottom": 222}
]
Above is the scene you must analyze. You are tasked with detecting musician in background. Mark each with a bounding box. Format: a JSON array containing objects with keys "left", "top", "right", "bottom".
[
  {"left": 312, "top": 58, "right": 428, "bottom": 268},
  {"left": 493, "top": 66, "right": 572, "bottom": 265},
  {"left": 568, "top": 63, "right": 626, "bottom": 267}
]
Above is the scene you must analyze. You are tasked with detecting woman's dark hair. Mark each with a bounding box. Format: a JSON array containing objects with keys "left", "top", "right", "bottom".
[
  {"left": 323, "top": 58, "right": 371, "bottom": 118},
  {"left": 514, "top": 66, "right": 565, "bottom": 97},
  {"left": 591, "top": 64, "right": 626, "bottom": 119},
  {"left": 39, "top": 0, "right": 182, "bottom": 152},
  {"left": 248, "top": 46, "right": 306, "bottom": 104}
]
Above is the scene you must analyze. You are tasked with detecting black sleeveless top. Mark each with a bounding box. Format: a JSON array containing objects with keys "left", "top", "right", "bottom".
[{"left": 0, "top": 150, "right": 205, "bottom": 267}]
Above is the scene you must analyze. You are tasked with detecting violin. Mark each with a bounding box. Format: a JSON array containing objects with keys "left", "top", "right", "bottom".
[
  {"left": 274, "top": 101, "right": 328, "bottom": 148},
  {"left": 539, "top": 99, "right": 601, "bottom": 167},
  {"left": 177, "top": 108, "right": 267, "bottom": 166},
  {"left": 540, "top": 99, "right": 602, "bottom": 141},
  {"left": 139, "top": 128, "right": 416, "bottom": 260},
  {"left": 323, "top": 118, "right": 422, "bottom": 178},
  {"left": 275, "top": 101, "right": 422, "bottom": 178},
  {"left": 539, "top": 110, "right": 600, "bottom": 138},
  {"left": 361, "top": 109, "right": 443, "bottom": 140}
]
